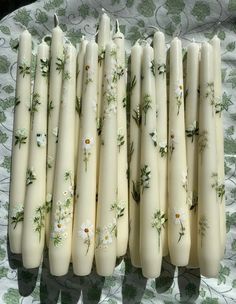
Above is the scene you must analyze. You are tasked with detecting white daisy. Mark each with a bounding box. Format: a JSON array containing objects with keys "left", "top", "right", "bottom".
[
  {"left": 54, "top": 221, "right": 66, "bottom": 233},
  {"left": 172, "top": 209, "right": 186, "bottom": 224},
  {"left": 79, "top": 220, "right": 94, "bottom": 239},
  {"left": 82, "top": 136, "right": 94, "bottom": 150},
  {"left": 15, "top": 128, "right": 27, "bottom": 137},
  {"left": 100, "top": 228, "right": 113, "bottom": 245},
  {"left": 36, "top": 133, "right": 46, "bottom": 147},
  {"left": 175, "top": 83, "right": 183, "bottom": 99}
]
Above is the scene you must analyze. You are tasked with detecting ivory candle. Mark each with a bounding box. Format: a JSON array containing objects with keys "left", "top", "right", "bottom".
[
  {"left": 95, "top": 42, "right": 118, "bottom": 276},
  {"left": 198, "top": 42, "right": 221, "bottom": 277},
  {"left": 140, "top": 44, "right": 162, "bottom": 278},
  {"left": 113, "top": 20, "right": 128, "bottom": 257},
  {"left": 185, "top": 42, "right": 200, "bottom": 268},
  {"left": 9, "top": 30, "right": 32, "bottom": 254},
  {"left": 211, "top": 36, "right": 226, "bottom": 259},
  {"left": 96, "top": 11, "right": 111, "bottom": 182},
  {"left": 72, "top": 41, "right": 98, "bottom": 276},
  {"left": 153, "top": 31, "right": 168, "bottom": 257},
  {"left": 49, "top": 43, "right": 76, "bottom": 276},
  {"left": 22, "top": 40, "right": 49, "bottom": 268},
  {"left": 75, "top": 36, "right": 88, "bottom": 172},
  {"left": 129, "top": 41, "right": 142, "bottom": 268},
  {"left": 168, "top": 37, "right": 190, "bottom": 266},
  {"left": 45, "top": 15, "right": 64, "bottom": 245}
]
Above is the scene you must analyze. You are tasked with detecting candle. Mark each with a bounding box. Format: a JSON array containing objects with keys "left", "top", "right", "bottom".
[
  {"left": 22, "top": 40, "right": 49, "bottom": 268},
  {"left": 140, "top": 44, "right": 163, "bottom": 278},
  {"left": 96, "top": 11, "right": 111, "bottom": 183},
  {"left": 45, "top": 15, "right": 64, "bottom": 245},
  {"left": 95, "top": 42, "right": 118, "bottom": 276},
  {"left": 75, "top": 36, "right": 88, "bottom": 172},
  {"left": 113, "top": 20, "right": 128, "bottom": 257},
  {"left": 168, "top": 37, "right": 190, "bottom": 266},
  {"left": 9, "top": 30, "right": 32, "bottom": 254},
  {"left": 198, "top": 42, "right": 221, "bottom": 277},
  {"left": 185, "top": 42, "right": 200, "bottom": 268},
  {"left": 49, "top": 43, "right": 76, "bottom": 276},
  {"left": 211, "top": 36, "right": 226, "bottom": 259},
  {"left": 72, "top": 41, "right": 98, "bottom": 275},
  {"left": 153, "top": 31, "right": 168, "bottom": 257},
  {"left": 129, "top": 41, "right": 142, "bottom": 268}
]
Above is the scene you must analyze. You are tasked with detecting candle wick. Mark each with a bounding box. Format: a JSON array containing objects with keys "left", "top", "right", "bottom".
[
  {"left": 54, "top": 13, "right": 59, "bottom": 27},
  {"left": 115, "top": 19, "right": 120, "bottom": 33}
]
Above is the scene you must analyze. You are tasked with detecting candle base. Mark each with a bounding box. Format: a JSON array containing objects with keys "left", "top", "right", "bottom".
[
  {"left": 22, "top": 251, "right": 43, "bottom": 269},
  {"left": 95, "top": 251, "right": 116, "bottom": 276},
  {"left": 9, "top": 226, "right": 22, "bottom": 254},
  {"left": 200, "top": 259, "right": 220, "bottom": 278}
]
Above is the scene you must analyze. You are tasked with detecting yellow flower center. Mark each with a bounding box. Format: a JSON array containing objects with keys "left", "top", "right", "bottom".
[
  {"left": 57, "top": 223, "right": 62, "bottom": 228},
  {"left": 84, "top": 228, "right": 89, "bottom": 233},
  {"left": 85, "top": 65, "right": 90, "bottom": 70},
  {"left": 175, "top": 213, "right": 180, "bottom": 219},
  {"left": 179, "top": 85, "right": 182, "bottom": 90},
  {"left": 85, "top": 138, "right": 90, "bottom": 144}
]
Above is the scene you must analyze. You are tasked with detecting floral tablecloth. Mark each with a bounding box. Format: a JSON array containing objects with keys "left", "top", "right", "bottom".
[{"left": 0, "top": 0, "right": 236, "bottom": 303}]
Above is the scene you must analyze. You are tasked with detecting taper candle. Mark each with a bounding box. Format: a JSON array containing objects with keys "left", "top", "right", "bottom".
[
  {"left": 72, "top": 41, "right": 98, "bottom": 275},
  {"left": 211, "top": 35, "right": 226, "bottom": 259},
  {"left": 49, "top": 43, "right": 76, "bottom": 276},
  {"left": 198, "top": 42, "right": 221, "bottom": 277},
  {"left": 95, "top": 42, "right": 118, "bottom": 276},
  {"left": 168, "top": 37, "right": 190, "bottom": 266},
  {"left": 140, "top": 44, "right": 163, "bottom": 278},
  {"left": 185, "top": 42, "right": 200, "bottom": 268},
  {"left": 153, "top": 31, "right": 168, "bottom": 257},
  {"left": 113, "top": 20, "right": 128, "bottom": 257},
  {"left": 75, "top": 36, "right": 88, "bottom": 172},
  {"left": 45, "top": 15, "right": 64, "bottom": 245},
  {"left": 22, "top": 40, "right": 49, "bottom": 268},
  {"left": 9, "top": 29, "right": 32, "bottom": 254},
  {"left": 129, "top": 41, "right": 142, "bottom": 268}
]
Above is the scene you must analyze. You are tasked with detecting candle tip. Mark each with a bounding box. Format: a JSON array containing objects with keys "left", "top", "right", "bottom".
[
  {"left": 54, "top": 13, "right": 59, "bottom": 27},
  {"left": 115, "top": 19, "right": 120, "bottom": 33}
]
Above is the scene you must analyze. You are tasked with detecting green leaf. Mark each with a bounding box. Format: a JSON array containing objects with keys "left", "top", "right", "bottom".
[
  {"left": 137, "top": 0, "right": 156, "bottom": 17},
  {"left": 127, "top": 26, "right": 141, "bottom": 44},
  {"left": 226, "top": 41, "right": 236, "bottom": 52},
  {"left": 232, "top": 279, "right": 236, "bottom": 288},
  {"left": 227, "top": 69, "right": 236, "bottom": 88},
  {"left": 221, "top": 68, "right": 227, "bottom": 83},
  {"left": 0, "top": 130, "right": 8, "bottom": 144},
  {"left": 1, "top": 156, "right": 11, "bottom": 173},
  {"left": 104, "top": 276, "right": 116, "bottom": 288},
  {"left": 126, "top": 0, "right": 134, "bottom": 7},
  {"left": 0, "top": 111, "right": 6, "bottom": 123},
  {"left": 232, "top": 239, "right": 236, "bottom": 251},
  {"left": 228, "top": 0, "right": 236, "bottom": 12},
  {"left": 78, "top": 4, "right": 90, "bottom": 19},
  {"left": 0, "top": 25, "right": 10, "bottom": 35},
  {"left": 0, "top": 266, "right": 8, "bottom": 279},
  {"left": 226, "top": 212, "right": 236, "bottom": 232},
  {"left": 165, "top": 0, "right": 185, "bottom": 15},
  {"left": 165, "top": 22, "right": 175, "bottom": 36},
  {"left": 171, "top": 14, "right": 181, "bottom": 25},
  {"left": 217, "top": 30, "right": 226, "bottom": 40},
  {"left": 66, "top": 28, "right": 82, "bottom": 45},
  {"left": 57, "top": 8, "right": 66, "bottom": 16},
  {"left": 201, "top": 297, "right": 219, "bottom": 304},
  {"left": 14, "top": 8, "right": 32, "bottom": 27},
  {"left": 44, "top": 0, "right": 63, "bottom": 10},
  {"left": 9, "top": 38, "right": 19, "bottom": 51},
  {"left": 191, "top": 1, "right": 210, "bottom": 21},
  {"left": 0, "top": 55, "right": 10, "bottom": 74},
  {"left": 2, "top": 85, "right": 14, "bottom": 93},
  {"left": 35, "top": 10, "right": 48, "bottom": 23},
  {"left": 0, "top": 97, "right": 15, "bottom": 110},
  {"left": 199, "top": 287, "right": 206, "bottom": 297},
  {"left": 3, "top": 288, "right": 21, "bottom": 304}
]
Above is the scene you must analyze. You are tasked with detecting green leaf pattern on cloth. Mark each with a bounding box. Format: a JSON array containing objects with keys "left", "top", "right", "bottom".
[{"left": 0, "top": 0, "right": 236, "bottom": 303}]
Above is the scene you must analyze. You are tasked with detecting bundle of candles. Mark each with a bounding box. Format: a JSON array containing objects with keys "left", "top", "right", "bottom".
[{"left": 8, "top": 12, "right": 226, "bottom": 279}]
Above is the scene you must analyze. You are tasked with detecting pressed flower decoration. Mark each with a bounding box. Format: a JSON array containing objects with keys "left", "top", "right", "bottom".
[
  {"left": 84, "top": 64, "right": 94, "bottom": 85},
  {"left": 10, "top": 204, "right": 24, "bottom": 229},
  {"left": 175, "top": 83, "right": 184, "bottom": 115},
  {"left": 52, "top": 127, "right": 58, "bottom": 143},
  {"left": 82, "top": 136, "right": 94, "bottom": 171},
  {"left": 186, "top": 121, "right": 199, "bottom": 142},
  {"left": 50, "top": 171, "right": 74, "bottom": 246},
  {"left": 157, "top": 63, "right": 166, "bottom": 76},
  {"left": 169, "top": 132, "right": 176, "bottom": 158},
  {"left": 189, "top": 191, "right": 198, "bottom": 212},
  {"left": 78, "top": 220, "right": 94, "bottom": 255},
  {"left": 182, "top": 171, "right": 188, "bottom": 193},
  {"left": 33, "top": 204, "right": 46, "bottom": 242},
  {"left": 26, "top": 168, "right": 36, "bottom": 186},
  {"left": 117, "top": 129, "right": 125, "bottom": 152},
  {"left": 142, "top": 94, "right": 152, "bottom": 125},
  {"left": 198, "top": 215, "right": 209, "bottom": 248},
  {"left": 150, "top": 60, "right": 155, "bottom": 77},
  {"left": 130, "top": 75, "right": 137, "bottom": 94},
  {"left": 98, "top": 48, "right": 105, "bottom": 65},
  {"left": 206, "top": 82, "right": 215, "bottom": 112},
  {"left": 29, "top": 93, "right": 41, "bottom": 124},
  {"left": 151, "top": 210, "right": 167, "bottom": 249},
  {"left": 36, "top": 133, "right": 46, "bottom": 147},
  {"left": 111, "top": 201, "right": 125, "bottom": 219},
  {"left": 149, "top": 130, "right": 157, "bottom": 147},
  {"left": 172, "top": 208, "right": 186, "bottom": 243},
  {"left": 19, "top": 62, "right": 30, "bottom": 77},
  {"left": 198, "top": 130, "right": 208, "bottom": 156},
  {"left": 96, "top": 218, "right": 117, "bottom": 249},
  {"left": 40, "top": 58, "right": 49, "bottom": 77},
  {"left": 56, "top": 56, "right": 64, "bottom": 74},
  {"left": 159, "top": 140, "right": 168, "bottom": 157},
  {"left": 47, "top": 155, "right": 54, "bottom": 169},
  {"left": 15, "top": 128, "right": 28, "bottom": 148},
  {"left": 211, "top": 172, "right": 225, "bottom": 202},
  {"left": 131, "top": 180, "right": 140, "bottom": 204},
  {"left": 132, "top": 104, "right": 141, "bottom": 126},
  {"left": 140, "top": 165, "right": 151, "bottom": 193},
  {"left": 45, "top": 193, "right": 52, "bottom": 214}
]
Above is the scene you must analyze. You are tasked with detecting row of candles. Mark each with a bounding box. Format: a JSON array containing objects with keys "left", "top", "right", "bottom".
[{"left": 8, "top": 12, "right": 225, "bottom": 279}]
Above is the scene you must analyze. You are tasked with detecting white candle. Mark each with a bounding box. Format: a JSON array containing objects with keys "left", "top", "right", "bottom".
[
  {"left": 153, "top": 31, "right": 168, "bottom": 257},
  {"left": 185, "top": 42, "right": 200, "bottom": 268},
  {"left": 96, "top": 11, "right": 111, "bottom": 183},
  {"left": 168, "top": 37, "right": 190, "bottom": 266},
  {"left": 113, "top": 20, "right": 128, "bottom": 257},
  {"left": 129, "top": 41, "right": 142, "bottom": 268},
  {"left": 49, "top": 43, "right": 76, "bottom": 276},
  {"left": 9, "top": 30, "right": 32, "bottom": 254},
  {"left": 45, "top": 16, "right": 64, "bottom": 245},
  {"left": 95, "top": 42, "right": 118, "bottom": 276},
  {"left": 198, "top": 42, "right": 221, "bottom": 277},
  {"left": 72, "top": 41, "right": 98, "bottom": 276},
  {"left": 22, "top": 40, "right": 49, "bottom": 268},
  {"left": 211, "top": 36, "right": 226, "bottom": 259},
  {"left": 75, "top": 36, "right": 88, "bottom": 172},
  {"left": 140, "top": 44, "right": 163, "bottom": 278}
]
